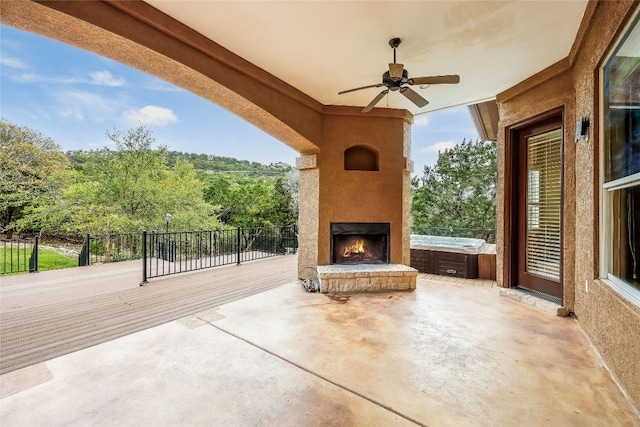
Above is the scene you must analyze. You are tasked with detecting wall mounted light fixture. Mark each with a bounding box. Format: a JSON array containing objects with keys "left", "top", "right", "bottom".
[{"left": 575, "top": 117, "right": 590, "bottom": 142}]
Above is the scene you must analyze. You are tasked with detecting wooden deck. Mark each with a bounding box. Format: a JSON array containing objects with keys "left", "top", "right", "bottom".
[{"left": 0, "top": 255, "right": 298, "bottom": 375}]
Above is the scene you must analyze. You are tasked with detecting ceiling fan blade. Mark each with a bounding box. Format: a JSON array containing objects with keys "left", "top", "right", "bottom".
[
  {"left": 338, "top": 83, "right": 385, "bottom": 95},
  {"left": 400, "top": 87, "right": 429, "bottom": 108},
  {"left": 362, "top": 89, "right": 389, "bottom": 113},
  {"left": 408, "top": 75, "right": 460, "bottom": 85},
  {"left": 388, "top": 63, "right": 404, "bottom": 79}
]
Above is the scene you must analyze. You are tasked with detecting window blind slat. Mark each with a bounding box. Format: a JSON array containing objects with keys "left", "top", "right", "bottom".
[{"left": 526, "top": 128, "right": 562, "bottom": 281}]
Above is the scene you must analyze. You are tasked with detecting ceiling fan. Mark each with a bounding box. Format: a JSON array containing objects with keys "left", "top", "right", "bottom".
[{"left": 338, "top": 38, "right": 460, "bottom": 113}]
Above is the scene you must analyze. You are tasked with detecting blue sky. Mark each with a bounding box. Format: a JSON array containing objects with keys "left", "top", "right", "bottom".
[{"left": 0, "top": 25, "right": 479, "bottom": 175}]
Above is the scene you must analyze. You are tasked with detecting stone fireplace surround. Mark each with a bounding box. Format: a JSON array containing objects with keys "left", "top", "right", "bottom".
[{"left": 322, "top": 221, "right": 416, "bottom": 292}]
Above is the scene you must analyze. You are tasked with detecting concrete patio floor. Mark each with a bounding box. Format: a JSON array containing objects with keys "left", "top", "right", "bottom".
[{"left": 1, "top": 266, "right": 639, "bottom": 426}]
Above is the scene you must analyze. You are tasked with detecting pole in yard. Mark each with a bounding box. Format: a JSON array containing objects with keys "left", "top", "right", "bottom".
[{"left": 164, "top": 212, "right": 171, "bottom": 233}]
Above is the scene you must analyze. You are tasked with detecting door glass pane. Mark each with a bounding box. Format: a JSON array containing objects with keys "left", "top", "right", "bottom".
[{"left": 526, "top": 129, "right": 562, "bottom": 281}]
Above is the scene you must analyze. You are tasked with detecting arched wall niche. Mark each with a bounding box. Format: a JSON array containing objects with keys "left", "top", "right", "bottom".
[{"left": 344, "top": 145, "right": 379, "bottom": 171}]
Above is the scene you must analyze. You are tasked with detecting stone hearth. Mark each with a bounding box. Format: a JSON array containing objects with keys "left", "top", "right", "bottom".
[{"left": 317, "top": 264, "right": 417, "bottom": 293}]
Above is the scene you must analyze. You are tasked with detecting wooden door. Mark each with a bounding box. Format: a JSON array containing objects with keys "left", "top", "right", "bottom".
[{"left": 516, "top": 122, "right": 563, "bottom": 299}]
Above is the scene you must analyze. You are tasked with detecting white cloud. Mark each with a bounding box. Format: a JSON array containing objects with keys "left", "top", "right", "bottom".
[
  {"left": 123, "top": 105, "right": 178, "bottom": 127},
  {"left": 0, "top": 55, "right": 29, "bottom": 70},
  {"left": 413, "top": 115, "right": 430, "bottom": 128},
  {"left": 145, "top": 79, "right": 183, "bottom": 92},
  {"left": 420, "top": 140, "right": 457, "bottom": 154},
  {"left": 88, "top": 71, "right": 125, "bottom": 87},
  {"left": 53, "top": 89, "right": 122, "bottom": 123},
  {"left": 7, "top": 69, "right": 124, "bottom": 87},
  {"left": 10, "top": 72, "right": 39, "bottom": 83},
  {"left": 9, "top": 72, "right": 79, "bottom": 85}
]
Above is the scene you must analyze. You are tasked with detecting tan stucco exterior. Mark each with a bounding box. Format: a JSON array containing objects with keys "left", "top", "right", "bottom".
[
  {"left": 315, "top": 109, "right": 413, "bottom": 267},
  {"left": 496, "top": 0, "right": 640, "bottom": 408},
  {"left": 2, "top": 0, "right": 639, "bottom": 412}
]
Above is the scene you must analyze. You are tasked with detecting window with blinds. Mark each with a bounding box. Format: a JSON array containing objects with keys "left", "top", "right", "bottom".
[
  {"left": 526, "top": 128, "right": 562, "bottom": 281},
  {"left": 601, "top": 10, "right": 640, "bottom": 301}
]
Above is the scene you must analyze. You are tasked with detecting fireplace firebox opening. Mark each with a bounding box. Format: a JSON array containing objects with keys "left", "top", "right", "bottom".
[{"left": 331, "top": 223, "right": 390, "bottom": 265}]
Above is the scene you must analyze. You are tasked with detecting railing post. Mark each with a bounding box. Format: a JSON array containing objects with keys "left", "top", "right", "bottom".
[
  {"left": 236, "top": 226, "right": 241, "bottom": 265},
  {"left": 85, "top": 234, "right": 91, "bottom": 266},
  {"left": 29, "top": 235, "right": 39, "bottom": 273},
  {"left": 140, "top": 231, "right": 148, "bottom": 286},
  {"left": 78, "top": 234, "right": 89, "bottom": 267}
]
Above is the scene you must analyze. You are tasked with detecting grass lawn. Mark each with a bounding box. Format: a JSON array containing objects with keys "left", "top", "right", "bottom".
[
  {"left": 38, "top": 249, "right": 78, "bottom": 271},
  {"left": 2, "top": 248, "right": 77, "bottom": 275}
]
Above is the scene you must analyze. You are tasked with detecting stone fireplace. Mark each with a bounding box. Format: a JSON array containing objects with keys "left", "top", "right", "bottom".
[{"left": 295, "top": 109, "right": 417, "bottom": 293}]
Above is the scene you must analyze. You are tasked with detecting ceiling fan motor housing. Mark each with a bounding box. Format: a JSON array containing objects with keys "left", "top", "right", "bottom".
[{"left": 383, "top": 69, "right": 408, "bottom": 90}]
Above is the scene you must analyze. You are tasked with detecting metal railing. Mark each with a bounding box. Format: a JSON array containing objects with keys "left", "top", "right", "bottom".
[
  {"left": 141, "top": 225, "right": 297, "bottom": 284},
  {"left": 411, "top": 226, "right": 495, "bottom": 243},
  {"left": 1, "top": 236, "right": 38, "bottom": 274},
  {"left": 78, "top": 233, "right": 144, "bottom": 266}
]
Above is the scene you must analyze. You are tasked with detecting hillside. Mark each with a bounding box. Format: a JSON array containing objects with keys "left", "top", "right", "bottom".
[
  {"left": 166, "top": 151, "right": 292, "bottom": 175},
  {"left": 65, "top": 149, "right": 293, "bottom": 176}
]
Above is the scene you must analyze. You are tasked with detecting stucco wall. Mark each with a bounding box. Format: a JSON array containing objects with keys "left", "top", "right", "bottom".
[
  {"left": 316, "top": 112, "right": 412, "bottom": 266},
  {"left": 496, "top": 69, "right": 576, "bottom": 306},
  {"left": 497, "top": 0, "right": 640, "bottom": 409}
]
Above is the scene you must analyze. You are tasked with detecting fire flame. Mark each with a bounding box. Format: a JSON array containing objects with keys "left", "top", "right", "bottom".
[{"left": 343, "top": 239, "right": 365, "bottom": 257}]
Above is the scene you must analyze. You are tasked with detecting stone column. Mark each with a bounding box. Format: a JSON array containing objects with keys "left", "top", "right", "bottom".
[
  {"left": 296, "top": 154, "right": 319, "bottom": 279},
  {"left": 402, "top": 120, "right": 414, "bottom": 266}
]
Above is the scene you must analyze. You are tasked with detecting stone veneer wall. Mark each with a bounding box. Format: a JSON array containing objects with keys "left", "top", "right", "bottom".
[
  {"left": 496, "top": 0, "right": 640, "bottom": 409},
  {"left": 296, "top": 155, "right": 319, "bottom": 280}
]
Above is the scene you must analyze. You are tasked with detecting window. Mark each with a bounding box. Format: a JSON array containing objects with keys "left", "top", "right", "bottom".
[{"left": 601, "top": 11, "right": 640, "bottom": 305}]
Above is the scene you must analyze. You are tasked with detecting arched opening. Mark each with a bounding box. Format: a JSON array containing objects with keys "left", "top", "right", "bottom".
[
  {"left": 0, "top": 0, "right": 321, "bottom": 156},
  {"left": 1, "top": 0, "right": 414, "bottom": 281},
  {"left": 344, "top": 145, "right": 379, "bottom": 171}
]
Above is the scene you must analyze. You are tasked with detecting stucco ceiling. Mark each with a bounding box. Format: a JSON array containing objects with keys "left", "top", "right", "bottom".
[{"left": 145, "top": 1, "right": 588, "bottom": 115}]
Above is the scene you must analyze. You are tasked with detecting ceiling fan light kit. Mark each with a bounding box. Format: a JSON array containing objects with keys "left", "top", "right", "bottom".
[{"left": 338, "top": 37, "right": 460, "bottom": 113}]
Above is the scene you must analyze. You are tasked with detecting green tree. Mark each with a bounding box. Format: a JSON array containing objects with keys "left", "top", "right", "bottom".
[
  {"left": 0, "top": 119, "right": 69, "bottom": 237},
  {"left": 203, "top": 174, "right": 235, "bottom": 223},
  {"left": 283, "top": 169, "right": 299, "bottom": 219},
  {"left": 203, "top": 173, "right": 298, "bottom": 227},
  {"left": 18, "top": 126, "right": 221, "bottom": 235},
  {"left": 411, "top": 138, "right": 496, "bottom": 241},
  {"left": 223, "top": 180, "right": 273, "bottom": 227},
  {"left": 160, "top": 159, "right": 220, "bottom": 231}
]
